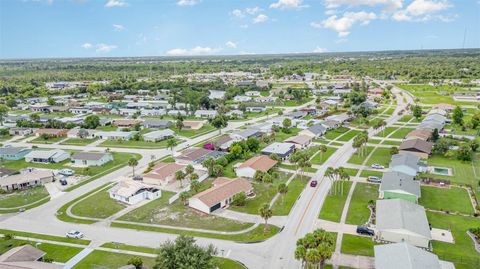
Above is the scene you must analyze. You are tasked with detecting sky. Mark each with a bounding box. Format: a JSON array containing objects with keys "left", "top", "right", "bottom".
[{"left": 0, "top": 0, "right": 479, "bottom": 59}]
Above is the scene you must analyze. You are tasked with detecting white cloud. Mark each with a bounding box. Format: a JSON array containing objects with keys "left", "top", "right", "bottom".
[
  {"left": 96, "top": 43, "right": 118, "bottom": 53},
  {"left": 246, "top": 6, "right": 261, "bottom": 15},
  {"left": 225, "top": 41, "right": 237, "bottom": 49},
  {"left": 322, "top": 11, "right": 377, "bottom": 37},
  {"left": 105, "top": 0, "right": 127, "bottom": 8},
  {"left": 324, "top": 0, "right": 403, "bottom": 11},
  {"left": 231, "top": 9, "right": 245, "bottom": 18},
  {"left": 81, "top": 43, "right": 92, "bottom": 49},
  {"left": 310, "top": 22, "right": 322, "bottom": 28},
  {"left": 112, "top": 24, "right": 125, "bottom": 31},
  {"left": 252, "top": 14, "right": 269, "bottom": 24},
  {"left": 313, "top": 47, "right": 328, "bottom": 53},
  {"left": 166, "top": 46, "right": 221, "bottom": 56},
  {"left": 393, "top": 0, "right": 453, "bottom": 21},
  {"left": 270, "top": 0, "right": 305, "bottom": 9},
  {"left": 177, "top": 0, "right": 200, "bottom": 6}
]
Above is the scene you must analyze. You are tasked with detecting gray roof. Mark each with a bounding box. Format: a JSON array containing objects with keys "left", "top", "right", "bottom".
[
  {"left": 233, "top": 128, "right": 260, "bottom": 139},
  {"left": 390, "top": 153, "right": 420, "bottom": 170},
  {"left": 380, "top": 171, "right": 421, "bottom": 198},
  {"left": 376, "top": 199, "right": 431, "bottom": 240},
  {"left": 374, "top": 242, "right": 443, "bottom": 269},
  {"left": 142, "top": 129, "right": 175, "bottom": 138},
  {"left": 418, "top": 121, "right": 444, "bottom": 131},
  {"left": 143, "top": 119, "right": 171, "bottom": 127},
  {"left": 0, "top": 147, "right": 30, "bottom": 155},
  {"left": 307, "top": 123, "right": 327, "bottom": 135},
  {"left": 25, "top": 149, "right": 69, "bottom": 159},
  {"left": 71, "top": 152, "right": 109, "bottom": 161},
  {"left": 261, "top": 142, "right": 295, "bottom": 155}
]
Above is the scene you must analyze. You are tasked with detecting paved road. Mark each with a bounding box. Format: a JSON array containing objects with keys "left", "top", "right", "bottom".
[{"left": 0, "top": 88, "right": 412, "bottom": 268}]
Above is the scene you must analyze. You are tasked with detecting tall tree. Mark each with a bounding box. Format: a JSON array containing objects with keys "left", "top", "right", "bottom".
[
  {"left": 295, "top": 229, "right": 335, "bottom": 269},
  {"left": 412, "top": 105, "right": 422, "bottom": 120},
  {"left": 259, "top": 203, "right": 272, "bottom": 233},
  {"left": 0, "top": 105, "right": 9, "bottom": 126},
  {"left": 155, "top": 235, "right": 217, "bottom": 269},
  {"left": 278, "top": 183, "right": 288, "bottom": 205},
  {"left": 128, "top": 158, "right": 138, "bottom": 177},
  {"left": 452, "top": 106, "right": 464, "bottom": 126},
  {"left": 175, "top": 170, "right": 186, "bottom": 188}
]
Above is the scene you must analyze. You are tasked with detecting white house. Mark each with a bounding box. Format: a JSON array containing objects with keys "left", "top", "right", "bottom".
[
  {"left": 235, "top": 155, "right": 277, "bottom": 179},
  {"left": 69, "top": 107, "right": 92, "bottom": 115},
  {"left": 245, "top": 91, "right": 261, "bottom": 96},
  {"left": 95, "top": 131, "right": 136, "bottom": 141},
  {"left": 109, "top": 179, "right": 161, "bottom": 205},
  {"left": 71, "top": 152, "right": 113, "bottom": 167},
  {"left": 194, "top": 110, "right": 218, "bottom": 118},
  {"left": 233, "top": 96, "right": 252, "bottom": 102},
  {"left": 209, "top": 90, "right": 226, "bottom": 100},
  {"left": 142, "top": 129, "right": 175, "bottom": 142},
  {"left": 189, "top": 177, "right": 253, "bottom": 214},
  {"left": 25, "top": 149, "right": 70, "bottom": 163}
]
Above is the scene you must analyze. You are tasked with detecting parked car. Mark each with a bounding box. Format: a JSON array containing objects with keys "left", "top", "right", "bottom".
[
  {"left": 367, "top": 176, "right": 381, "bottom": 183},
  {"left": 370, "top": 163, "right": 385, "bottom": 169},
  {"left": 356, "top": 226, "right": 375, "bottom": 236},
  {"left": 310, "top": 180, "right": 318, "bottom": 187},
  {"left": 59, "top": 179, "right": 68, "bottom": 186},
  {"left": 66, "top": 230, "right": 84, "bottom": 239},
  {"left": 59, "top": 169, "right": 75, "bottom": 176}
]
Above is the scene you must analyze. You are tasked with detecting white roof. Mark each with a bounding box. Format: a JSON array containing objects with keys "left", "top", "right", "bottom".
[
  {"left": 375, "top": 242, "right": 444, "bottom": 269},
  {"left": 143, "top": 129, "right": 175, "bottom": 138},
  {"left": 262, "top": 142, "right": 295, "bottom": 154},
  {"left": 25, "top": 149, "right": 68, "bottom": 159}
]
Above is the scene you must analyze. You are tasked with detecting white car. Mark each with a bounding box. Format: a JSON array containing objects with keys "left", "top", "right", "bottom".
[
  {"left": 59, "top": 169, "right": 75, "bottom": 176},
  {"left": 370, "top": 163, "right": 385, "bottom": 169},
  {"left": 66, "top": 230, "right": 84, "bottom": 239}
]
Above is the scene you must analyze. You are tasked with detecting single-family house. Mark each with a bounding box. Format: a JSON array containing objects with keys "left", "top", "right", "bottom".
[
  {"left": 226, "top": 110, "right": 244, "bottom": 117},
  {"left": 71, "top": 152, "right": 113, "bottom": 167},
  {"left": 235, "top": 155, "right": 278, "bottom": 178},
  {"left": 69, "top": 107, "right": 92, "bottom": 115},
  {"left": 0, "top": 147, "right": 32, "bottom": 160},
  {"left": 167, "top": 109, "right": 187, "bottom": 116},
  {"left": 176, "top": 148, "right": 212, "bottom": 165},
  {"left": 0, "top": 244, "right": 62, "bottom": 269},
  {"left": 143, "top": 162, "right": 186, "bottom": 186},
  {"left": 300, "top": 123, "right": 327, "bottom": 138},
  {"left": 212, "top": 136, "right": 235, "bottom": 151},
  {"left": 287, "top": 111, "right": 307, "bottom": 119},
  {"left": 433, "top": 103, "right": 455, "bottom": 112},
  {"left": 255, "top": 96, "right": 277, "bottom": 103},
  {"left": 194, "top": 110, "right": 218, "bottom": 118},
  {"left": 0, "top": 170, "right": 55, "bottom": 191},
  {"left": 0, "top": 167, "right": 16, "bottom": 178},
  {"left": 183, "top": 121, "right": 204, "bottom": 130},
  {"left": 8, "top": 127, "right": 35, "bottom": 136},
  {"left": 246, "top": 106, "right": 267, "bottom": 113},
  {"left": 375, "top": 199, "right": 432, "bottom": 249},
  {"left": 113, "top": 119, "right": 143, "bottom": 128},
  {"left": 233, "top": 96, "right": 252, "bottom": 102},
  {"left": 209, "top": 90, "right": 226, "bottom": 100},
  {"left": 142, "top": 129, "right": 175, "bottom": 142},
  {"left": 251, "top": 123, "right": 273, "bottom": 135},
  {"left": 95, "top": 131, "right": 136, "bottom": 141},
  {"left": 141, "top": 109, "right": 166, "bottom": 117},
  {"left": 231, "top": 128, "right": 262, "bottom": 141},
  {"left": 261, "top": 142, "right": 295, "bottom": 159},
  {"left": 189, "top": 177, "right": 253, "bottom": 214},
  {"left": 379, "top": 171, "right": 421, "bottom": 203},
  {"left": 143, "top": 119, "right": 172, "bottom": 129},
  {"left": 399, "top": 139, "right": 433, "bottom": 159},
  {"left": 285, "top": 135, "right": 313, "bottom": 149},
  {"left": 374, "top": 242, "right": 455, "bottom": 269},
  {"left": 109, "top": 179, "right": 161, "bottom": 205},
  {"left": 245, "top": 90, "right": 261, "bottom": 96},
  {"left": 390, "top": 153, "right": 427, "bottom": 177},
  {"left": 25, "top": 149, "right": 70, "bottom": 163},
  {"left": 66, "top": 128, "right": 97, "bottom": 139},
  {"left": 29, "top": 104, "right": 51, "bottom": 113},
  {"left": 405, "top": 129, "right": 432, "bottom": 141},
  {"left": 428, "top": 109, "right": 447, "bottom": 117},
  {"left": 35, "top": 128, "right": 68, "bottom": 137}
]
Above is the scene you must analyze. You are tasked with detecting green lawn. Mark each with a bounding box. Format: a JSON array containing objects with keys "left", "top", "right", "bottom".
[
  {"left": 311, "top": 146, "right": 337, "bottom": 165},
  {"left": 340, "top": 234, "right": 376, "bottom": 257},
  {"left": 389, "top": 127, "right": 414, "bottom": 139},
  {"left": 0, "top": 239, "right": 83, "bottom": 263},
  {"left": 0, "top": 229, "right": 91, "bottom": 245},
  {"left": 344, "top": 168, "right": 360, "bottom": 177},
  {"left": 100, "top": 138, "right": 183, "bottom": 149},
  {"left": 70, "top": 187, "right": 126, "bottom": 219},
  {"left": 427, "top": 212, "right": 480, "bottom": 269},
  {"left": 345, "top": 183, "right": 379, "bottom": 225},
  {"left": 60, "top": 137, "right": 99, "bottom": 145},
  {"left": 223, "top": 159, "right": 243, "bottom": 178},
  {"left": 398, "top": 115, "right": 414, "bottom": 122},
  {"left": 398, "top": 84, "right": 478, "bottom": 105},
  {"left": 72, "top": 250, "right": 156, "bottom": 269},
  {"left": 118, "top": 190, "right": 252, "bottom": 232},
  {"left": 360, "top": 170, "right": 383, "bottom": 178},
  {"left": 29, "top": 136, "right": 66, "bottom": 144},
  {"left": 0, "top": 186, "right": 49, "bottom": 209},
  {"left": 381, "top": 140, "right": 402, "bottom": 146},
  {"left": 170, "top": 124, "right": 216, "bottom": 138},
  {"left": 419, "top": 186, "right": 474, "bottom": 215},
  {"left": 337, "top": 130, "right": 362, "bottom": 142},
  {"left": 274, "top": 128, "right": 301, "bottom": 142},
  {"left": 366, "top": 147, "right": 393, "bottom": 167},
  {"left": 426, "top": 154, "right": 480, "bottom": 189},
  {"left": 375, "top": 127, "right": 397, "bottom": 137},
  {"left": 319, "top": 181, "right": 353, "bottom": 222},
  {"left": 347, "top": 147, "right": 375, "bottom": 165},
  {"left": 229, "top": 173, "right": 291, "bottom": 214},
  {"left": 271, "top": 176, "right": 309, "bottom": 215},
  {"left": 324, "top": 127, "right": 349, "bottom": 140}
]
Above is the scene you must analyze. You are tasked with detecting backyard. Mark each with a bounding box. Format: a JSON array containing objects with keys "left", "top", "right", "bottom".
[
  {"left": 345, "top": 183, "right": 379, "bottom": 225},
  {"left": 0, "top": 186, "right": 49, "bottom": 210},
  {"left": 419, "top": 186, "right": 475, "bottom": 215},
  {"left": 366, "top": 147, "right": 393, "bottom": 167},
  {"left": 70, "top": 186, "right": 127, "bottom": 219},
  {"left": 340, "top": 234, "right": 376, "bottom": 257}
]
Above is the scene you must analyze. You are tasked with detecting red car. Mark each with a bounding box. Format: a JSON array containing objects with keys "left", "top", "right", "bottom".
[{"left": 310, "top": 180, "right": 318, "bottom": 187}]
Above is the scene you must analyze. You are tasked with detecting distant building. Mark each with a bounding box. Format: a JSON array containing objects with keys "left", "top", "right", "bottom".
[
  {"left": 261, "top": 142, "right": 295, "bottom": 159},
  {"left": 109, "top": 179, "right": 161, "bottom": 205},
  {"left": 25, "top": 149, "right": 70, "bottom": 163},
  {"left": 0, "top": 147, "right": 32, "bottom": 161},
  {"left": 142, "top": 129, "right": 175, "bottom": 142},
  {"left": 71, "top": 152, "right": 113, "bottom": 167},
  {"left": 1, "top": 170, "right": 55, "bottom": 191}
]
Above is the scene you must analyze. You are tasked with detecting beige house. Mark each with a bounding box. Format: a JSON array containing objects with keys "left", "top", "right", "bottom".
[
  {"left": 285, "top": 134, "right": 313, "bottom": 149},
  {"left": 0, "top": 245, "right": 62, "bottom": 269},
  {"left": 143, "top": 162, "right": 186, "bottom": 186},
  {"left": 1, "top": 170, "right": 55, "bottom": 191},
  {"left": 182, "top": 121, "right": 204, "bottom": 130},
  {"left": 235, "top": 155, "right": 277, "bottom": 179}
]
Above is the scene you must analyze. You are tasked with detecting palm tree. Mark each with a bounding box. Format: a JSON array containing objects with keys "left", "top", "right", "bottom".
[
  {"left": 179, "top": 191, "right": 190, "bottom": 206},
  {"left": 318, "top": 145, "right": 327, "bottom": 163},
  {"left": 190, "top": 173, "right": 199, "bottom": 182},
  {"left": 185, "top": 165, "right": 194, "bottom": 180},
  {"left": 325, "top": 167, "right": 336, "bottom": 195},
  {"left": 128, "top": 158, "right": 138, "bottom": 177},
  {"left": 259, "top": 203, "right": 272, "bottom": 233},
  {"left": 190, "top": 179, "right": 200, "bottom": 193},
  {"left": 295, "top": 229, "right": 335, "bottom": 269},
  {"left": 278, "top": 183, "right": 288, "bottom": 205},
  {"left": 338, "top": 167, "right": 350, "bottom": 196},
  {"left": 202, "top": 157, "right": 215, "bottom": 176},
  {"left": 167, "top": 138, "right": 177, "bottom": 153},
  {"left": 175, "top": 170, "right": 186, "bottom": 188}
]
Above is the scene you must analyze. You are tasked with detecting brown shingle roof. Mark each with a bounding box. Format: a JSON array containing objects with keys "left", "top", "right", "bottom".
[
  {"left": 285, "top": 134, "right": 312, "bottom": 145},
  {"left": 405, "top": 129, "right": 432, "bottom": 141},
  {"left": 144, "top": 162, "right": 185, "bottom": 180},
  {"left": 238, "top": 155, "right": 277, "bottom": 172},
  {"left": 191, "top": 178, "right": 252, "bottom": 207},
  {"left": 0, "top": 245, "right": 44, "bottom": 263},
  {"left": 177, "top": 148, "right": 211, "bottom": 161},
  {"left": 35, "top": 129, "right": 67, "bottom": 136},
  {"left": 400, "top": 139, "right": 433, "bottom": 154}
]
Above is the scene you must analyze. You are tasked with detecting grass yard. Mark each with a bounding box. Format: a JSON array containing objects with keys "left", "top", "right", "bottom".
[
  {"left": 347, "top": 147, "right": 375, "bottom": 165},
  {"left": 118, "top": 189, "right": 253, "bottom": 232},
  {"left": 60, "top": 137, "right": 98, "bottom": 145},
  {"left": 360, "top": 170, "right": 383, "bottom": 178},
  {"left": 274, "top": 128, "right": 301, "bottom": 142},
  {"left": 283, "top": 98, "right": 314, "bottom": 107},
  {"left": 427, "top": 212, "right": 480, "bottom": 269},
  {"left": 311, "top": 146, "right": 337, "bottom": 165},
  {"left": 0, "top": 229, "right": 91, "bottom": 245},
  {"left": 398, "top": 84, "right": 477, "bottom": 105},
  {"left": 0, "top": 239, "right": 82, "bottom": 263},
  {"left": 230, "top": 173, "right": 291, "bottom": 214},
  {"left": 367, "top": 139, "right": 382, "bottom": 144},
  {"left": 170, "top": 124, "right": 216, "bottom": 138},
  {"left": 366, "top": 147, "right": 393, "bottom": 167},
  {"left": 426, "top": 153, "right": 480, "bottom": 188},
  {"left": 398, "top": 115, "right": 415, "bottom": 122},
  {"left": 100, "top": 138, "right": 183, "bottom": 149},
  {"left": 340, "top": 234, "right": 376, "bottom": 257},
  {"left": 324, "top": 127, "right": 350, "bottom": 140},
  {"left": 271, "top": 176, "right": 309, "bottom": 215},
  {"left": 72, "top": 250, "right": 156, "bottom": 269},
  {"left": 419, "top": 186, "right": 474, "bottom": 215},
  {"left": 389, "top": 127, "right": 414, "bottom": 139},
  {"left": 381, "top": 140, "right": 402, "bottom": 146},
  {"left": 29, "top": 136, "right": 65, "bottom": 144},
  {"left": 344, "top": 168, "right": 360, "bottom": 177},
  {"left": 337, "top": 130, "right": 362, "bottom": 142},
  {"left": 70, "top": 187, "right": 126, "bottom": 219},
  {"left": 0, "top": 186, "right": 49, "bottom": 209},
  {"left": 319, "top": 181, "right": 353, "bottom": 222},
  {"left": 375, "top": 127, "right": 397, "bottom": 137},
  {"left": 345, "top": 183, "right": 379, "bottom": 225}
]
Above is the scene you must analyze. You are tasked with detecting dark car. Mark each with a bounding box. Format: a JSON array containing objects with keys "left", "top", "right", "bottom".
[
  {"left": 356, "top": 226, "right": 375, "bottom": 236},
  {"left": 59, "top": 179, "right": 68, "bottom": 186},
  {"left": 310, "top": 180, "right": 318, "bottom": 187}
]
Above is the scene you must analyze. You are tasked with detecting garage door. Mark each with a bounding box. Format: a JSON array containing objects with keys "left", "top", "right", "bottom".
[{"left": 210, "top": 203, "right": 221, "bottom": 212}]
